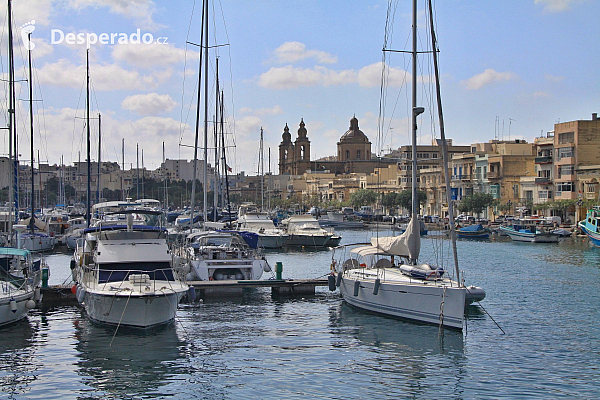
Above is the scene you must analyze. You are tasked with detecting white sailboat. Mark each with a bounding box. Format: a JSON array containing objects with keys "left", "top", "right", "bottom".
[{"left": 334, "top": 0, "right": 485, "bottom": 330}]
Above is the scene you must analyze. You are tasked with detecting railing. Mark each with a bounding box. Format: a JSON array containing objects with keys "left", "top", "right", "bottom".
[{"left": 535, "top": 156, "right": 552, "bottom": 163}]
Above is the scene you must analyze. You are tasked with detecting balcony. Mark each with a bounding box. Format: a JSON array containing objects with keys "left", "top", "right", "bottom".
[
  {"left": 535, "top": 177, "right": 551, "bottom": 185},
  {"left": 451, "top": 174, "right": 472, "bottom": 181},
  {"left": 487, "top": 171, "right": 500, "bottom": 179},
  {"left": 535, "top": 156, "right": 552, "bottom": 164}
]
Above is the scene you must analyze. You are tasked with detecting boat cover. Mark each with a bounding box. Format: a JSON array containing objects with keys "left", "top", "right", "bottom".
[
  {"left": 369, "top": 216, "right": 421, "bottom": 259},
  {"left": 458, "top": 224, "right": 485, "bottom": 232}
]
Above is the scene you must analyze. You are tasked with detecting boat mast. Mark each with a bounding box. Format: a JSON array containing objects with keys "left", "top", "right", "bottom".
[
  {"left": 190, "top": 0, "right": 207, "bottom": 230},
  {"left": 7, "top": 0, "right": 15, "bottom": 240},
  {"left": 260, "top": 127, "right": 264, "bottom": 210},
  {"left": 213, "top": 57, "right": 220, "bottom": 221},
  {"left": 409, "top": 0, "right": 424, "bottom": 265},
  {"left": 97, "top": 113, "right": 101, "bottom": 204},
  {"left": 86, "top": 49, "right": 91, "bottom": 227},
  {"left": 427, "top": 0, "right": 460, "bottom": 283},
  {"left": 27, "top": 31, "right": 34, "bottom": 233},
  {"left": 220, "top": 91, "right": 231, "bottom": 218},
  {"left": 202, "top": 0, "right": 209, "bottom": 224}
]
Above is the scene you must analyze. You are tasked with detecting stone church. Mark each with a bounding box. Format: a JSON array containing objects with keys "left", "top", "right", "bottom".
[{"left": 279, "top": 116, "right": 394, "bottom": 175}]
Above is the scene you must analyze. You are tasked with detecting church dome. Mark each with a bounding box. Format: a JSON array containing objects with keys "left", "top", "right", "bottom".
[{"left": 339, "top": 115, "right": 369, "bottom": 143}]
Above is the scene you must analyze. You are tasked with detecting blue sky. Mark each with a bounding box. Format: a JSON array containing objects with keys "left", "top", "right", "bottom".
[{"left": 1, "top": 0, "right": 598, "bottom": 174}]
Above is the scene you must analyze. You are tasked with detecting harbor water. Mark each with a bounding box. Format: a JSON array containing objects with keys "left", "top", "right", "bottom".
[{"left": 2, "top": 229, "right": 600, "bottom": 399}]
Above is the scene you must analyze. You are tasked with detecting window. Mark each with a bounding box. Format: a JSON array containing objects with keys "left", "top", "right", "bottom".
[
  {"left": 539, "top": 190, "right": 552, "bottom": 199},
  {"left": 587, "top": 183, "right": 596, "bottom": 193},
  {"left": 558, "top": 131, "right": 574, "bottom": 144},
  {"left": 357, "top": 150, "right": 361, "bottom": 160},
  {"left": 557, "top": 147, "right": 574, "bottom": 160},
  {"left": 558, "top": 165, "right": 574, "bottom": 177},
  {"left": 345, "top": 150, "right": 350, "bottom": 160},
  {"left": 556, "top": 182, "right": 575, "bottom": 192}
]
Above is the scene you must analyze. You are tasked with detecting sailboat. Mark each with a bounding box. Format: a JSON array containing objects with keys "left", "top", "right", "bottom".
[
  {"left": 333, "top": 0, "right": 485, "bottom": 330},
  {"left": 17, "top": 18, "right": 55, "bottom": 252},
  {"left": 0, "top": 2, "right": 42, "bottom": 327},
  {"left": 71, "top": 51, "right": 188, "bottom": 328}
]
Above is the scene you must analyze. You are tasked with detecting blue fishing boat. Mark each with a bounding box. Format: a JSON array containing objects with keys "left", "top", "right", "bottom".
[
  {"left": 578, "top": 206, "right": 600, "bottom": 247},
  {"left": 457, "top": 223, "right": 489, "bottom": 239}
]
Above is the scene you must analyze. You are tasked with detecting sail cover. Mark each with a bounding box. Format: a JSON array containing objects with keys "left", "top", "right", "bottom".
[{"left": 370, "top": 216, "right": 421, "bottom": 259}]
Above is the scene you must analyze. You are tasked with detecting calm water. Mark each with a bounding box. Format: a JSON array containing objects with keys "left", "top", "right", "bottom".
[{"left": 2, "top": 230, "right": 600, "bottom": 399}]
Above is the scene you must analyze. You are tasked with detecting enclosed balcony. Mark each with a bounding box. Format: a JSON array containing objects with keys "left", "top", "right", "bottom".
[{"left": 535, "top": 156, "right": 552, "bottom": 164}]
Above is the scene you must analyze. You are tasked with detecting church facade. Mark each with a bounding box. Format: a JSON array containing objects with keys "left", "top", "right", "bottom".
[{"left": 279, "top": 116, "right": 395, "bottom": 175}]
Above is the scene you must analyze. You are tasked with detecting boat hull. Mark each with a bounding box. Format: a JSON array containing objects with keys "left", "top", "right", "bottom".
[
  {"left": 579, "top": 222, "right": 600, "bottom": 247},
  {"left": 257, "top": 234, "right": 287, "bottom": 249},
  {"left": 498, "top": 226, "right": 559, "bottom": 243},
  {"left": 80, "top": 288, "right": 185, "bottom": 329},
  {"left": 286, "top": 234, "right": 331, "bottom": 247},
  {"left": 338, "top": 274, "right": 466, "bottom": 330},
  {"left": 0, "top": 289, "right": 35, "bottom": 327}
]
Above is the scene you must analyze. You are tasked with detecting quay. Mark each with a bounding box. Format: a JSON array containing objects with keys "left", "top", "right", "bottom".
[{"left": 40, "top": 278, "right": 330, "bottom": 306}]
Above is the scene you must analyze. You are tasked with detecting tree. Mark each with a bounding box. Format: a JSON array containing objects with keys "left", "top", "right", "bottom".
[
  {"left": 458, "top": 192, "right": 495, "bottom": 214},
  {"left": 396, "top": 190, "right": 427, "bottom": 214},
  {"left": 349, "top": 189, "right": 378, "bottom": 208}
]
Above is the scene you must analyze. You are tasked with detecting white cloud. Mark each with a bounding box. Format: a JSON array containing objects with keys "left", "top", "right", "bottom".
[
  {"left": 234, "top": 115, "right": 263, "bottom": 138},
  {"left": 122, "top": 93, "right": 176, "bottom": 115},
  {"left": 258, "top": 62, "right": 411, "bottom": 90},
  {"left": 533, "top": 91, "right": 551, "bottom": 98},
  {"left": 66, "top": 0, "right": 164, "bottom": 31},
  {"left": 11, "top": 0, "right": 52, "bottom": 26},
  {"left": 272, "top": 42, "right": 337, "bottom": 64},
  {"left": 35, "top": 59, "right": 163, "bottom": 90},
  {"left": 534, "top": 0, "right": 586, "bottom": 13},
  {"left": 463, "top": 68, "right": 517, "bottom": 90},
  {"left": 239, "top": 106, "right": 284, "bottom": 116},
  {"left": 112, "top": 43, "right": 198, "bottom": 68},
  {"left": 258, "top": 66, "right": 356, "bottom": 89},
  {"left": 357, "top": 62, "right": 409, "bottom": 88},
  {"left": 26, "top": 38, "right": 54, "bottom": 58}
]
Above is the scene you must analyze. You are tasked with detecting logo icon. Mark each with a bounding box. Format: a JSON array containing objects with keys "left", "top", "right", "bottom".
[{"left": 21, "top": 20, "right": 36, "bottom": 50}]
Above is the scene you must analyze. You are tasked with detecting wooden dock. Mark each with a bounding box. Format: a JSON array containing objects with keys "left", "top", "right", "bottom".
[{"left": 40, "top": 278, "right": 332, "bottom": 306}]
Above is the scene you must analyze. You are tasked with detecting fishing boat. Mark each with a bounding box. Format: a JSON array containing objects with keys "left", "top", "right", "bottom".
[
  {"left": 72, "top": 209, "right": 189, "bottom": 328},
  {"left": 333, "top": 0, "right": 485, "bottom": 330},
  {"left": 578, "top": 206, "right": 600, "bottom": 246},
  {"left": 177, "top": 230, "right": 269, "bottom": 282},
  {"left": 457, "top": 223, "right": 490, "bottom": 239},
  {"left": 498, "top": 219, "right": 560, "bottom": 243},
  {"left": 0, "top": 246, "right": 41, "bottom": 327},
  {"left": 281, "top": 214, "right": 336, "bottom": 247},
  {"left": 235, "top": 204, "right": 288, "bottom": 249}
]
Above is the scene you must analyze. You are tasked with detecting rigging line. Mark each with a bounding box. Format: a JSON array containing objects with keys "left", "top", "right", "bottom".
[
  {"left": 216, "top": 0, "right": 237, "bottom": 148},
  {"left": 31, "top": 56, "right": 51, "bottom": 165},
  {"left": 180, "top": 0, "right": 198, "bottom": 145},
  {"left": 71, "top": 62, "right": 87, "bottom": 165}
]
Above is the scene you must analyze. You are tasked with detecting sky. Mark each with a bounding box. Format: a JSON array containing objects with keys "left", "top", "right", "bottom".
[{"left": 1, "top": 0, "right": 598, "bottom": 175}]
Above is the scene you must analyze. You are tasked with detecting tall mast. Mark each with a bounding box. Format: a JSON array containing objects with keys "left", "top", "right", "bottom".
[
  {"left": 220, "top": 90, "right": 231, "bottom": 218},
  {"left": 27, "top": 32, "right": 34, "bottom": 233},
  {"left": 190, "top": 0, "right": 207, "bottom": 229},
  {"left": 136, "top": 143, "right": 139, "bottom": 199},
  {"left": 163, "top": 142, "right": 168, "bottom": 208},
  {"left": 202, "top": 0, "right": 209, "bottom": 223},
  {"left": 260, "top": 128, "right": 264, "bottom": 210},
  {"left": 86, "top": 49, "right": 91, "bottom": 227},
  {"left": 97, "top": 113, "right": 101, "bottom": 204},
  {"left": 213, "top": 57, "right": 220, "bottom": 220},
  {"left": 427, "top": 0, "right": 460, "bottom": 283},
  {"left": 121, "top": 138, "right": 124, "bottom": 201},
  {"left": 7, "top": 0, "right": 14, "bottom": 237}
]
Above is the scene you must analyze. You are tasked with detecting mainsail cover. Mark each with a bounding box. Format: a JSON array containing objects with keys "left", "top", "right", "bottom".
[{"left": 370, "top": 216, "right": 421, "bottom": 259}]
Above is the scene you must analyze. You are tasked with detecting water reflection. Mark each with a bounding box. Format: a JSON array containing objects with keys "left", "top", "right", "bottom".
[
  {"left": 0, "top": 318, "right": 39, "bottom": 398},
  {"left": 73, "top": 316, "right": 188, "bottom": 399}
]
